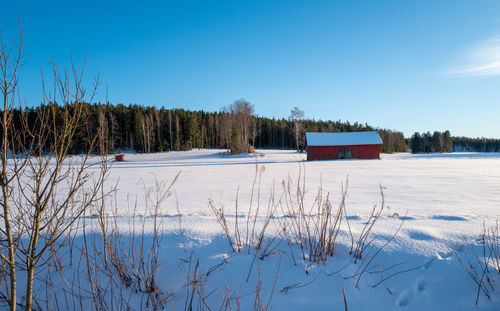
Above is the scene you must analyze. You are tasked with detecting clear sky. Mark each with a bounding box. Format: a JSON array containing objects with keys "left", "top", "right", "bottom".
[{"left": 2, "top": 0, "right": 500, "bottom": 138}]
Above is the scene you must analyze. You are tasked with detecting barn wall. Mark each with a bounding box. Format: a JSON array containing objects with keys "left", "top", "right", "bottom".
[{"left": 307, "top": 144, "right": 380, "bottom": 160}]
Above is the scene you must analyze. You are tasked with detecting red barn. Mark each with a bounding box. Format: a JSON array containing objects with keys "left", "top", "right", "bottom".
[
  {"left": 306, "top": 131, "right": 382, "bottom": 161},
  {"left": 115, "top": 154, "right": 125, "bottom": 162}
]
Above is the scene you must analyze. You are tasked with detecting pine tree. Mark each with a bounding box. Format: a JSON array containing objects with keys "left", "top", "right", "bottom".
[
  {"left": 411, "top": 132, "right": 423, "bottom": 153},
  {"left": 230, "top": 124, "right": 241, "bottom": 154},
  {"left": 187, "top": 113, "right": 202, "bottom": 149},
  {"left": 443, "top": 130, "right": 452, "bottom": 152}
]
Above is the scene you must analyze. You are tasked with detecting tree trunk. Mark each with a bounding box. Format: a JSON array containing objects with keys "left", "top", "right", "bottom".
[
  {"left": 168, "top": 110, "right": 173, "bottom": 150},
  {"left": 2, "top": 186, "right": 16, "bottom": 311},
  {"left": 3, "top": 88, "right": 16, "bottom": 311},
  {"left": 25, "top": 263, "right": 34, "bottom": 311},
  {"left": 25, "top": 211, "right": 41, "bottom": 311}
]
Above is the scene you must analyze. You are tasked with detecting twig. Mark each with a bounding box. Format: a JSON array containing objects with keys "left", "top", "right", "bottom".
[
  {"left": 342, "top": 287, "right": 348, "bottom": 311},
  {"left": 371, "top": 258, "right": 435, "bottom": 288}
]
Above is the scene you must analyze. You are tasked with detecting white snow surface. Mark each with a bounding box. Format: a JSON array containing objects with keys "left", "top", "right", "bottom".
[
  {"left": 106, "top": 150, "right": 500, "bottom": 247},
  {"left": 305, "top": 131, "right": 383, "bottom": 146},
  {"left": 34, "top": 150, "right": 500, "bottom": 310}
]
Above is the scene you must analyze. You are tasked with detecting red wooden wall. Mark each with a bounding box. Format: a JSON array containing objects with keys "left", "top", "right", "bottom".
[{"left": 307, "top": 144, "right": 380, "bottom": 161}]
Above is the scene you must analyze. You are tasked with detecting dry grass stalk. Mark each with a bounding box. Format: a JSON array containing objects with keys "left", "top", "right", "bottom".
[
  {"left": 209, "top": 199, "right": 235, "bottom": 252},
  {"left": 234, "top": 186, "right": 242, "bottom": 251},
  {"left": 454, "top": 221, "right": 500, "bottom": 305},
  {"left": 209, "top": 162, "right": 280, "bottom": 257},
  {"left": 351, "top": 185, "right": 386, "bottom": 262},
  {"left": 453, "top": 246, "right": 492, "bottom": 304},
  {"left": 249, "top": 164, "right": 265, "bottom": 251},
  {"left": 278, "top": 164, "right": 347, "bottom": 263},
  {"left": 342, "top": 287, "right": 348, "bottom": 311},
  {"left": 182, "top": 257, "right": 214, "bottom": 311},
  {"left": 343, "top": 215, "right": 405, "bottom": 288},
  {"left": 245, "top": 161, "right": 260, "bottom": 248},
  {"left": 69, "top": 173, "right": 180, "bottom": 310},
  {"left": 485, "top": 221, "right": 499, "bottom": 273}
]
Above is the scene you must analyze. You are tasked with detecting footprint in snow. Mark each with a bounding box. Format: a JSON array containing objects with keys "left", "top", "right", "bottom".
[
  {"left": 450, "top": 243, "right": 465, "bottom": 253},
  {"left": 398, "top": 216, "right": 415, "bottom": 221},
  {"left": 431, "top": 215, "right": 467, "bottom": 221},
  {"left": 408, "top": 231, "right": 434, "bottom": 241},
  {"left": 397, "top": 278, "right": 426, "bottom": 308},
  {"left": 437, "top": 251, "right": 452, "bottom": 260},
  {"left": 417, "top": 278, "right": 426, "bottom": 292},
  {"left": 397, "top": 290, "right": 412, "bottom": 307},
  {"left": 346, "top": 215, "right": 361, "bottom": 221}
]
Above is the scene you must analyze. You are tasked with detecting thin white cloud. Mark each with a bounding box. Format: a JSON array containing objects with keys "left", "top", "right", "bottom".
[{"left": 449, "top": 35, "right": 500, "bottom": 77}]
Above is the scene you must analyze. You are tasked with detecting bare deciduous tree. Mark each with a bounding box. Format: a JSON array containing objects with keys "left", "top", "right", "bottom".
[
  {"left": 168, "top": 109, "right": 173, "bottom": 150},
  {"left": 0, "top": 23, "right": 23, "bottom": 311},
  {"left": 289, "top": 107, "right": 304, "bottom": 152},
  {"left": 13, "top": 59, "right": 110, "bottom": 311},
  {"left": 220, "top": 108, "right": 232, "bottom": 152},
  {"left": 174, "top": 113, "right": 181, "bottom": 150},
  {"left": 226, "top": 99, "right": 255, "bottom": 154},
  {"left": 1, "top": 25, "right": 110, "bottom": 309}
]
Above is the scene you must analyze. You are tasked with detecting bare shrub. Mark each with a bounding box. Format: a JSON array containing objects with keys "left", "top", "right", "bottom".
[
  {"left": 453, "top": 221, "right": 500, "bottom": 305},
  {"left": 209, "top": 199, "right": 235, "bottom": 252},
  {"left": 73, "top": 173, "right": 179, "bottom": 310},
  {"left": 278, "top": 164, "right": 347, "bottom": 263},
  {"left": 346, "top": 217, "right": 405, "bottom": 288},
  {"left": 351, "top": 185, "right": 387, "bottom": 262},
  {"left": 108, "top": 175, "right": 179, "bottom": 309},
  {"left": 485, "top": 221, "right": 499, "bottom": 273},
  {"left": 209, "top": 162, "right": 280, "bottom": 257}
]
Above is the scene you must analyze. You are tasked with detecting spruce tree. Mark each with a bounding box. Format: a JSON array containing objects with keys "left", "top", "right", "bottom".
[{"left": 230, "top": 124, "right": 241, "bottom": 154}]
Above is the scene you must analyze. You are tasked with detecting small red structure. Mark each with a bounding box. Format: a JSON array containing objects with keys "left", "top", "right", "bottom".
[
  {"left": 306, "top": 131, "right": 382, "bottom": 161},
  {"left": 115, "top": 154, "right": 125, "bottom": 162}
]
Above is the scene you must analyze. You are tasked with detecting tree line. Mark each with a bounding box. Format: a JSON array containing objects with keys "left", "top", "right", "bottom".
[
  {"left": 9, "top": 101, "right": 408, "bottom": 155},
  {"left": 409, "top": 131, "right": 500, "bottom": 153},
  {"left": 451, "top": 137, "right": 500, "bottom": 152},
  {"left": 22, "top": 101, "right": 500, "bottom": 156},
  {"left": 409, "top": 131, "right": 453, "bottom": 153}
]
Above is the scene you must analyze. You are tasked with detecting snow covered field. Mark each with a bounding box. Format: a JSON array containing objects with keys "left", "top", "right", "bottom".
[
  {"left": 108, "top": 150, "right": 500, "bottom": 244},
  {"left": 33, "top": 150, "right": 500, "bottom": 310}
]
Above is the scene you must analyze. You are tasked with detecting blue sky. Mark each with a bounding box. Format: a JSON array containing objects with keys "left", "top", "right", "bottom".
[{"left": 2, "top": 0, "right": 500, "bottom": 138}]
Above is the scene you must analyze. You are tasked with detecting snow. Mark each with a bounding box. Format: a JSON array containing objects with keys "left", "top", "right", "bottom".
[
  {"left": 106, "top": 150, "right": 500, "bottom": 245},
  {"left": 25, "top": 150, "right": 500, "bottom": 310},
  {"left": 305, "top": 131, "right": 383, "bottom": 146}
]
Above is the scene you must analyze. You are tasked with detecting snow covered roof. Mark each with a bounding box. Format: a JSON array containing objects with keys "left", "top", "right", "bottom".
[{"left": 305, "top": 131, "right": 383, "bottom": 147}]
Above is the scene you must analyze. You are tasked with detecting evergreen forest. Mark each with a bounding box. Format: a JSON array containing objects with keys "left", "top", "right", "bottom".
[
  {"left": 10, "top": 101, "right": 407, "bottom": 155},
  {"left": 10, "top": 101, "right": 500, "bottom": 155}
]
